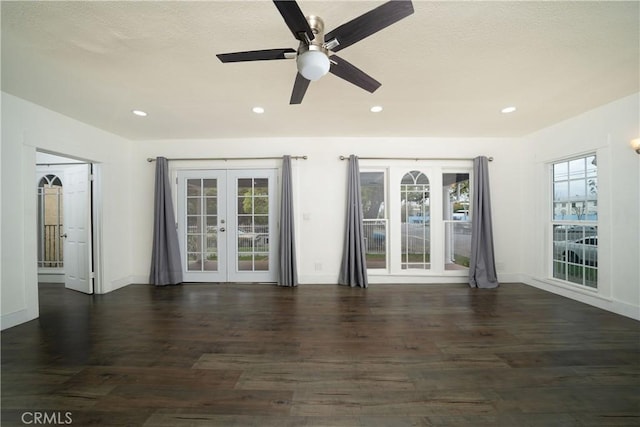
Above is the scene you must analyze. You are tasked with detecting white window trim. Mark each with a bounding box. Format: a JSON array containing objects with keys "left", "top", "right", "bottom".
[
  {"left": 361, "top": 161, "right": 473, "bottom": 279},
  {"left": 548, "top": 153, "right": 599, "bottom": 289}
]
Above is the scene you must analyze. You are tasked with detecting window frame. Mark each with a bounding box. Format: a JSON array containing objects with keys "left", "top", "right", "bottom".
[
  {"left": 360, "top": 168, "right": 389, "bottom": 271},
  {"left": 359, "top": 161, "right": 474, "bottom": 277},
  {"left": 549, "top": 154, "right": 598, "bottom": 289}
]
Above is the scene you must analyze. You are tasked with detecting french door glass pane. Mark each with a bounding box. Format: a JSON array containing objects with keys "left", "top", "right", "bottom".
[
  {"left": 236, "top": 178, "right": 270, "bottom": 272},
  {"left": 187, "top": 198, "right": 201, "bottom": 215},
  {"left": 205, "top": 198, "right": 217, "bottom": 215},
  {"left": 187, "top": 216, "right": 201, "bottom": 233},
  {"left": 204, "top": 253, "right": 218, "bottom": 271},
  {"left": 187, "top": 179, "right": 201, "bottom": 196},
  {"left": 186, "top": 178, "right": 219, "bottom": 272},
  {"left": 203, "top": 179, "right": 217, "bottom": 196}
]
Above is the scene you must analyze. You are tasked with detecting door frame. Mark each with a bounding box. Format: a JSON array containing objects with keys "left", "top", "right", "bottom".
[
  {"left": 34, "top": 150, "right": 103, "bottom": 294},
  {"left": 176, "top": 168, "right": 279, "bottom": 283}
]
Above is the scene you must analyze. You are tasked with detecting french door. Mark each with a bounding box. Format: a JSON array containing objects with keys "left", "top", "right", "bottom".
[{"left": 177, "top": 169, "right": 277, "bottom": 283}]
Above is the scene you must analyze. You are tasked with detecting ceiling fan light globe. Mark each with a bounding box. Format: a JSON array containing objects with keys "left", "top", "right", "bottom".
[{"left": 296, "top": 50, "right": 330, "bottom": 81}]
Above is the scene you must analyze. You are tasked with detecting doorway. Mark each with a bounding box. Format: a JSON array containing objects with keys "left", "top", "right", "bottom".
[
  {"left": 36, "top": 152, "right": 96, "bottom": 294},
  {"left": 177, "top": 169, "right": 278, "bottom": 283}
]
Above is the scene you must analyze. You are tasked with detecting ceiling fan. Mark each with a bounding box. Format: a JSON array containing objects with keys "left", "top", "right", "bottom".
[{"left": 216, "top": 1, "right": 414, "bottom": 104}]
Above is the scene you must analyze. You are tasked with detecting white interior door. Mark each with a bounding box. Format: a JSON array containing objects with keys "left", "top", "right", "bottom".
[
  {"left": 63, "top": 164, "right": 93, "bottom": 294},
  {"left": 177, "top": 169, "right": 277, "bottom": 283}
]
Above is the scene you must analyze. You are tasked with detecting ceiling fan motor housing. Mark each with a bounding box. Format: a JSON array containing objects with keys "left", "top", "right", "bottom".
[{"left": 296, "top": 15, "right": 330, "bottom": 81}]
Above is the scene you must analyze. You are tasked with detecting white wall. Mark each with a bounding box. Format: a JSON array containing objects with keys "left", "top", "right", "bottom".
[
  {"left": 130, "top": 136, "right": 523, "bottom": 285},
  {"left": 1, "top": 93, "right": 135, "bottom": 330},
  {"left": 521, "top": 93, "right": 640, "bottom": 319},
  {"left": 3, "top": 90, "right": 637, "bottom": 330}
]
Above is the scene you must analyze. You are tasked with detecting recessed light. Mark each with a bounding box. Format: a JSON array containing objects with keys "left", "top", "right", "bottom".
[
  {"left": 132, "top": 109, "right": 147, "bottom": 117},
  {"left": 501, "top": 106, "right": 517, "bottom": 114},
  {"left": 370, "top": 105, "right": 383, "bottom": 113},
  {"left": 252, "top": 106, "right": 265, "bottom": 114}
]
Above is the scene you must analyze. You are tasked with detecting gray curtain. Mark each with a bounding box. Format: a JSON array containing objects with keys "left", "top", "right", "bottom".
[
  {"left": 338, "top": 155, "right": 368, "bottom": 288},
  {"left": 278, "top": 155, "right": 298, "bottom": 287},
  {"left": 469, "top": 156, "right": 499, "bottom": 289},
  {"left": 149, "top": 157, "right": 183, "bottom": 286}
]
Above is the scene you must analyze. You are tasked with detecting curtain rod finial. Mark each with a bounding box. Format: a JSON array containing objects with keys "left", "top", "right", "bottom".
[
  {"left": 147, "top": 158, "right": 155, "bottom": 162},
  {"left": 488, "top": 157, "right": 494, "bottom": 162}
]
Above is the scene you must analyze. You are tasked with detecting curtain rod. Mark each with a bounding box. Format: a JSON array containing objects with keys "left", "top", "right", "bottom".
[
  {"left": 147, "top": 155, "right": 307, "bottom": 162},
  {"left": 339, "top": 155, "right": 493, "bottom": 162},
  {"left": 36, "top": 162, "right": 89, "bottom": 166}
]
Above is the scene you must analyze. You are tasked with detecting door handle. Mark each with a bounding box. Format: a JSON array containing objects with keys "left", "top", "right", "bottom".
[
  {"left": 60, "top": 233, "right": 68, "bottom": 239},
  {"left": 219, "top": 227, "right": 225, "bottom": 232}
]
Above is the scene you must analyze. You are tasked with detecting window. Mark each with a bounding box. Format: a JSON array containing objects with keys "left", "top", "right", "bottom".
[
  {"left": 400, "top": 171, "right": 430, "bottom": 270},
  {"left": 443, "top": 172, "right": 471, "bottom": 270},
  {"left": 551, "top": 155, "right": 598, "bottom": 288},
  {"left": 37, "top": 174, "right": 64, "bottom": 269},
  {"left": 360, "top": 163, "right": 473, "bottom": 276},
  {"left": 361, "top": 171, "right": 387, "bottom": 269}
]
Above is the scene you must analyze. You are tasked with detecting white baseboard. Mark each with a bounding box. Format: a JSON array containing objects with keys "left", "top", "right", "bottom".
[
  {"left": 100, "top": 275, "right": 138, "bottom": 294},
  {"left": 129, "top": 275, "right": 150, "bottom": 285},
  {"left": 1, "top": 309, "right": 36, "bottom": 331},
  {"left": 368, "top": 275, "right": 467, "bottom": 284},
  {"left": 37, "top": 273, "right": 64, "bottom": 283},
  {"left": 496, "top": 272, "right": 522, "bottom": 283},
  {"left": 522, "top": 275, "right": 640, "bottom": 321},
  {"left": 298, "top": 274, "right": 338, "bottom": 284},
  {"left": 298, "top": 273, "right": 521, "bottom": 286}
]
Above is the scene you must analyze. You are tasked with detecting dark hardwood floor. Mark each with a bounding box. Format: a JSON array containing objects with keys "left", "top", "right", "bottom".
[{"left": 2, "top": 282, "right": 639, "bottom": 426}]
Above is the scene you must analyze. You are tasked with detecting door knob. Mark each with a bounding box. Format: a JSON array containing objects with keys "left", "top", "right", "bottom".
[
  {"left": 60, "top": 233, "right": 68, "bottom": 239},
  {"left": 219, "top": 227, "right": 226, "bottom": 232}
]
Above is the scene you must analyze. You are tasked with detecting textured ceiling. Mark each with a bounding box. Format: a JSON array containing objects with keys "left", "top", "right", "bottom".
[{"left": 1, "top": 1, "right": 638, "bottom": 140}]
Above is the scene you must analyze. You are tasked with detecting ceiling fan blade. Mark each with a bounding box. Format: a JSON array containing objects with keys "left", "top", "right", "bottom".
[
  {"left": 329, "top": 55, "right": 381, "bottom": 93},
  {"left": 217, "top": 48, "right": 296, "bottom": 63},
  {"left": 273, "top": 1, "right": 315, "bottom": 43},
  {"left": 290, "top": 73, "right": 310, "bottom": 104},
  {"left": 325, "top": 1, "right": 414, "bottom": 52}
]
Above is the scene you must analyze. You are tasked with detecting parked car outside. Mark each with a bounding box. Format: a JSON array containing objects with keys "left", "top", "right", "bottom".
[
  {"left": 554, "top": 235, "right": 598, "bottom": 266},
  {"left": 452, "top": 210, "right": 469, "bottom": 221}
]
